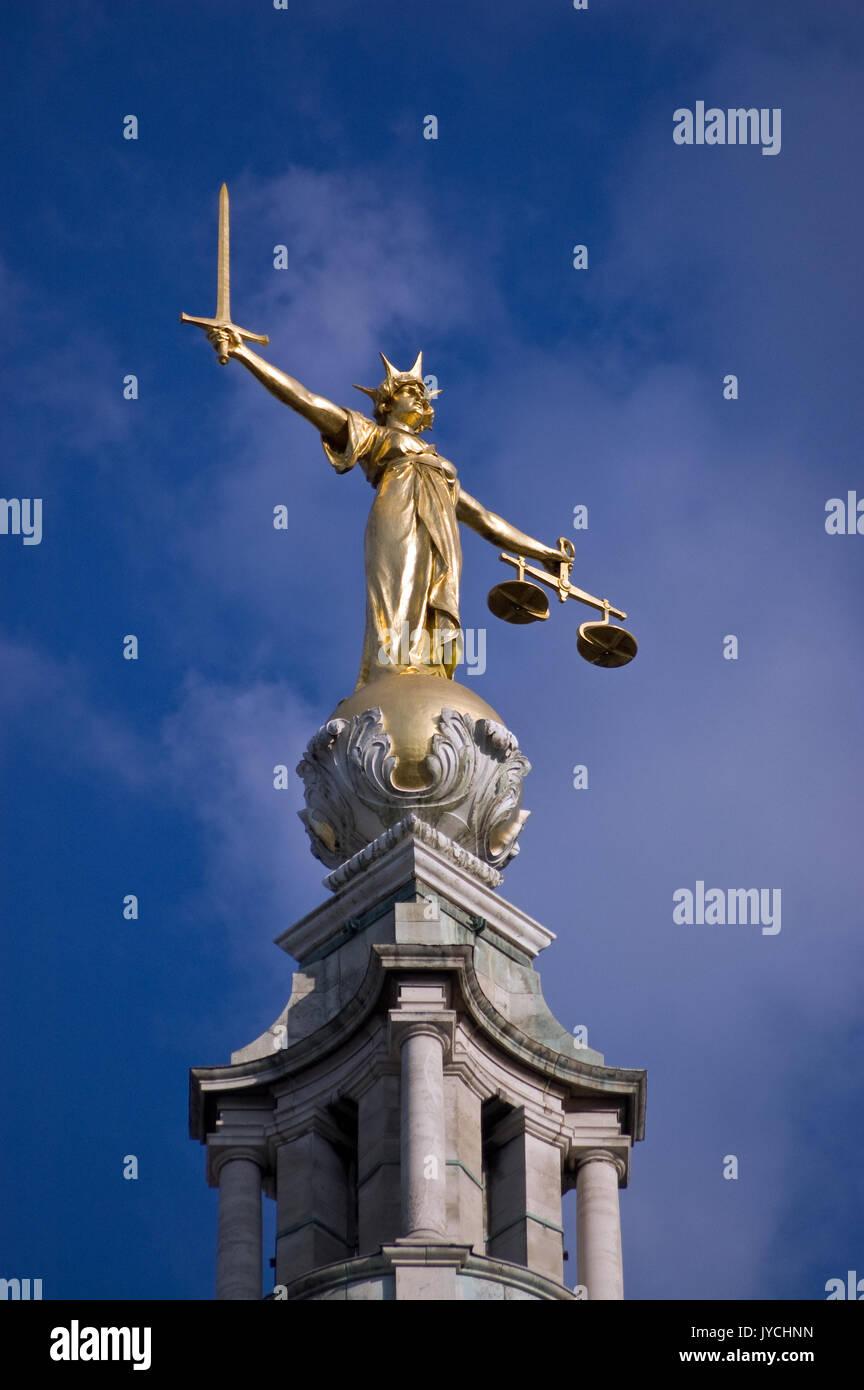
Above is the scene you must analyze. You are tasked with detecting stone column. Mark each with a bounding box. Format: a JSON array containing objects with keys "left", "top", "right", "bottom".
[
  {"left": 444, "top": 1074, "right": 484, "bottom": 1250},
  {"left": 576, "top": 1151, "right": 625, "bottom": 1301},
  {"left": 214, "top": 1151, "right": 263, "bottom": 1300},
  {"left": 485, "top": 1109, "right": 565, "bottom": 1283},
  {"left": 274, "top": 1125, "right": 353, "bottom": 1286},
  {"left": 357, "top": 1074, "right": 402, "bottom": 1253},
  {"left": 400, "top": 1026, "right": 447, "bottom": 1238}
]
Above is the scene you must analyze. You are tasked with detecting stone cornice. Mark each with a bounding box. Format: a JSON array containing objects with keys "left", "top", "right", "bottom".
[
  {"left": 324, "top": 815, "right": 504, "bottom": 892},
  {"left": 484, "top": 1102, "right": 572, "bottom": 1156},
  {"left": 449, "top": 947, "right": 646, "bottom": 1140},
  {"left": 275, "top": 832, "right": 554, "bottom": 965},
  {"left": 190, "top": 944, "right": 646, "bottom": 1144},
  {"left": 269, "top": 1107, "right": 352, "bottom": 1153}
]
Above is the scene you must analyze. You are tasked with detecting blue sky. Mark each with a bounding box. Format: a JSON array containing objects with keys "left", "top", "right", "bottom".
[{"left": 1, "top": 0, "right": 862, "bottom": 1300}]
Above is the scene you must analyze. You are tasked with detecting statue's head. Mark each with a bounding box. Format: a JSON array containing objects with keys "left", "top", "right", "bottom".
[{"left": 353, "top": 352, "right": 440, "bottom": 432}]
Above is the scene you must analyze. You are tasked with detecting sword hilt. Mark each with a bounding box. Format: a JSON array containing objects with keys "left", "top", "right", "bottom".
[{"left": 179, "top": 312, "right": 269, "bottom": 359}]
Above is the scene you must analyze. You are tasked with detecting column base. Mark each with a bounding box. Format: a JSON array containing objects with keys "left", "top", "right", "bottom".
[
  {"left": 271, "top": 1246, "right": 577, "bottom": 1301},
  {"left": 393, "top": 1231, "right": 452, "bottom": 1245}
]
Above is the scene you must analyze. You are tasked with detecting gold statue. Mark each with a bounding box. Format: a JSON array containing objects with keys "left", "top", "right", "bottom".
[{"left": 182, "top": 187, "right": 636, "bottom": 693}]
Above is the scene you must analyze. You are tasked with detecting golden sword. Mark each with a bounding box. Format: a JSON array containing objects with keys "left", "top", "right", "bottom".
[{"left": 180, "top": 184, "right": 269, "bottom": 363}]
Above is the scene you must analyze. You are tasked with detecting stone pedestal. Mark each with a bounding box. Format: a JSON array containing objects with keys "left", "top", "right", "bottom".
[
  {"left": 191, "top": 824, "right": 646, "bottom": 1300},
  {"left": 191, "top": 678, "right": 644, "bottom": 1299}
]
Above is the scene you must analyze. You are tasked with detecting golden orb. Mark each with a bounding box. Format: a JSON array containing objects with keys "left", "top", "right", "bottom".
[{"left": 329, "top": 672, "right": 507, "bottom": 791}]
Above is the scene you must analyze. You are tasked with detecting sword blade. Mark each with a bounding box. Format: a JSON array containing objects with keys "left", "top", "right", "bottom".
[{"left": 216, "top": 183, "right": 230, "bottom": 322}]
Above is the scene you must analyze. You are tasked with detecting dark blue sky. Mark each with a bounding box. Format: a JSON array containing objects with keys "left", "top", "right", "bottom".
[{"left": 1, "top": 0, "right": 862, "bottom": 1300}]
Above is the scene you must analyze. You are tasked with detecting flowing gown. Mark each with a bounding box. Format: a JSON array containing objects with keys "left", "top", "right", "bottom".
[{"left": 322, "top": 409, "right": 463, "bottom": 689}]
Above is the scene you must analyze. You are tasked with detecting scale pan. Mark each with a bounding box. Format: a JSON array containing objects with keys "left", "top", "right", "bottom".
[
  {"left": 577, "top": 621, "right": 638, "bottom": 668},
  {"left": 487, "top": 580, "right": 550, "bottom": 625}
]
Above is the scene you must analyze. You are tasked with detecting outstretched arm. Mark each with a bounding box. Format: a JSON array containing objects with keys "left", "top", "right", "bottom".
[
  {"left": 457, "top": 489, "right": 569, "bottom": 570},
  {"left": 209, "top": 329, "right": 348, "bottom": 446}
]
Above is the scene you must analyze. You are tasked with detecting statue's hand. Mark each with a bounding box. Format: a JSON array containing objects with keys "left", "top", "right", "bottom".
[
  {"left": 206, "top": 325, "right": 243, "bottom": 359},
  {"left": 541, "top": 543, "right": 573, "bottom": 575}
]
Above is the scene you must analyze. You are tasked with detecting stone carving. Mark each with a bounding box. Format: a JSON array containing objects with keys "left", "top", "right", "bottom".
[
  {"left": 297, "top": 707, "right": 530, "bottom": 876},
  {"left": 322, "top": 814, "right": 506, "bottom": 893}
]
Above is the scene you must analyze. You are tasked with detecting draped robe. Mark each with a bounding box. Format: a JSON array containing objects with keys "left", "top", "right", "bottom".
[{"left": 321, "top": 409, "right": 462, "bottom": 689}]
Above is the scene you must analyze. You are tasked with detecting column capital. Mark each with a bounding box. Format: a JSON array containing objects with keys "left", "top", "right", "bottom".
[
  {"left": 205, "top": 1096, "right": 274, "bottom": 1188},
  {"left": 208, "top": 1142, "right": 268, "bottom": 1187},
  {"left": 574, "top": 1148, "right": 628, "bottom": 1185},
  {"left": 388, "top": 1010, "right": 456, "bottom": 1063}
]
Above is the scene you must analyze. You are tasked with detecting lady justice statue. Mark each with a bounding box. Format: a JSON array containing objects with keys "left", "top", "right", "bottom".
[
  {"left": 208, "top": 334, "right": 569, "bottom": 689},
  {"left": 182, "top": 187, "right": 634, "bottom": 866}
]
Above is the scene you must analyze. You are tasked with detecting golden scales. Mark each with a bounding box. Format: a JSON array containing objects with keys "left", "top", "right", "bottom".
[{"left": 487, "top": 537, "right": 638, "bottom": 668}]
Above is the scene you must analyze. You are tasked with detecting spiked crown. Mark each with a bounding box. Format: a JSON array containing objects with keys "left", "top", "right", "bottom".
[{"left": 353, "top": 351, "right": 441, "bottom": 428}]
